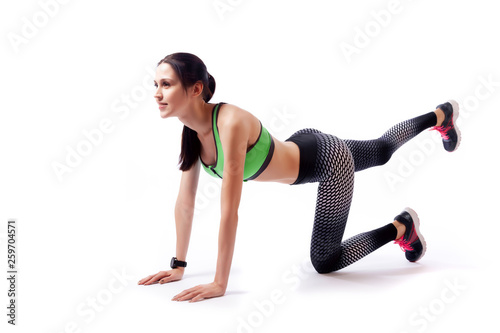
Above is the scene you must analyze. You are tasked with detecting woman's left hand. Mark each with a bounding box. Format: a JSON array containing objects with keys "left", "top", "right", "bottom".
[{"left": 172, "top": 282, "right": 226, "bottom": 303}]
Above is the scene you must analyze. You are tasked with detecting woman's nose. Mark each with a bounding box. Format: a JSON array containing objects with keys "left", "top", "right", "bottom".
[{"left": 154, "top": 87, "right": 162, "bottom": 99}]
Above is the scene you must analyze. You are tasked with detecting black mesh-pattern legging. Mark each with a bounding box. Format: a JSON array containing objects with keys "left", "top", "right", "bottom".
[{"left": 286, "top": 112, "right": 437, "bottom": 273}]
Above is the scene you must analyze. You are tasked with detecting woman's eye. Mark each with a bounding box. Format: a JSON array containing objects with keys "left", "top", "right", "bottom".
[{"left": 154, "top": 82, "right": 170, "bottom": 88}]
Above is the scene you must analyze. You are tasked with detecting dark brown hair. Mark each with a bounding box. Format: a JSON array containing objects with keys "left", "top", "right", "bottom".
[{"left": 157, "top": 53, "right": 216, "bottom": 171}]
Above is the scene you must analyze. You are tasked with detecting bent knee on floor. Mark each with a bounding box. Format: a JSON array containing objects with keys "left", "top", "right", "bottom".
[{"left": 311, "top": 253, "right": 342, "bottom": 274}]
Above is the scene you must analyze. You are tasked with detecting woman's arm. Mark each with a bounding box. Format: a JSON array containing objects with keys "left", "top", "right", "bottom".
[
  {"left": 174, "top": 158, "right": 201, "bottom": 265},
  {"left": 138, "top": 159, "right": 200, "bottom": 285},
  {"left": 213, "top": 117, "right": 247, "bottom": 290},
  {"left": 172, "top": 112, "right": 249, "bottom": 302}
]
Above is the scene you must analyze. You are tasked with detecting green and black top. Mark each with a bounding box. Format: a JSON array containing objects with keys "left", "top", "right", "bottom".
[{"left": 200, "top": 102, "right": 275, "bottom": 182}]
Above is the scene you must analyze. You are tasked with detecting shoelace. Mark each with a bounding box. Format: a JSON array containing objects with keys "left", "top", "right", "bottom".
[
  {"left": 430, "top": 124, "right": 453, "bottom": 140},
  {"left": 394, "top": 238, "right": 414, "bottom": 252}
]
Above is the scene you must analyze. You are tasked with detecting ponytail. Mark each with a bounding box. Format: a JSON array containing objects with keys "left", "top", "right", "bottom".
[
  {"left": 178, "top": 125, "right": 201, "bottom": 171},
  {"left": 204, "top": 72, "right": 216, "bottom": 102}
]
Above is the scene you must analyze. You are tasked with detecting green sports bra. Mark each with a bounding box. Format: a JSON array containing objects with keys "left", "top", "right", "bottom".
[{"left": 200, "top": 102, "right": 275, "bottom": 182}]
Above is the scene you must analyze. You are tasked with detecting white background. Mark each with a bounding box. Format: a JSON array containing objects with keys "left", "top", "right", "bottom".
[{"left": 1, "top": 0, "right": 499, "bottom": 332}]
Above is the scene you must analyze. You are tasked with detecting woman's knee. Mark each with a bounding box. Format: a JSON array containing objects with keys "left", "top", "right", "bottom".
[
  {"left": 311, "top": 252, "right": 342, "bottom": 274},
  {"left": 375, "top": 138, "right": 394, "bottom": 166}
]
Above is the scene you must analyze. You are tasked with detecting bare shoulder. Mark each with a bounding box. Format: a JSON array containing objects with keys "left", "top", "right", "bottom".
[{"left": 218, "top": 103, "right": 258, "bottom": 127}]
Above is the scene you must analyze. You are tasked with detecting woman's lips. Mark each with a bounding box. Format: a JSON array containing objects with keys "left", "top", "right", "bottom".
[{"left": 158, "top": 103, "right": 167, "bottom": 109}]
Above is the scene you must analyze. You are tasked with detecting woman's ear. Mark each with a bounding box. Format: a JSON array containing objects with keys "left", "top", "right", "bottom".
[{"left": 189, "top": 81, "right": 204, "bottom": 98}]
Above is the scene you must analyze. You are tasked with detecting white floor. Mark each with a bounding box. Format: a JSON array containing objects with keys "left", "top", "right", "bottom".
[{"left": 2, "top": 1, "right": 499, "bottom": 332}]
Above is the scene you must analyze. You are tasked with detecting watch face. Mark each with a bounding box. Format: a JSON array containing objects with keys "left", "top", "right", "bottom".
[{"left": 170, "top": 257, "right": 176, "bottom": 268}]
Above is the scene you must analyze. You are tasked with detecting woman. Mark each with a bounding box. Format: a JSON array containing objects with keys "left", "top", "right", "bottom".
[{"left": 137, "top": 52, "right": 460, "bottom": 302}]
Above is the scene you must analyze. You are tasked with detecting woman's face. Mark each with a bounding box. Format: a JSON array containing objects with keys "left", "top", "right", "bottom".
[{"left": 154, "top": 63, "right": 187, "bottom": 119}]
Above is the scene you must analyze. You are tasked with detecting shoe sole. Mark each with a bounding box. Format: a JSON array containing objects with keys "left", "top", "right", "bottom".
[
  {"left": 446, "top": 99, "right": 461, "bottom": 152},
  {"left": 404, "top": 207, "right": 427, "bottom": 262}
]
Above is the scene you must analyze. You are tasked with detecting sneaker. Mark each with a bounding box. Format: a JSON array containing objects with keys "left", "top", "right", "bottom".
[
  {"left": 430, "top": 99, "right": 461, "bottom": 152},
  {"left": 394, "top": 207, "right": 426, "bottom": 262}
]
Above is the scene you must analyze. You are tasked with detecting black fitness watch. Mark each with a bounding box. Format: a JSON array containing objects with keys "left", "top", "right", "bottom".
[{"left": 170, "top": 257, "right": 187, "bottom": 269}]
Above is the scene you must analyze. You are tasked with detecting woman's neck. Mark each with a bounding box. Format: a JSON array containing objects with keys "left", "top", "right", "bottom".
[{"left": 178, "top": 101, "right": 215, "bottom": 136}]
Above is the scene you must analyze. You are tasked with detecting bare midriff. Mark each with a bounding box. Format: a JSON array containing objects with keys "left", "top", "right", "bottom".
[{"left": 251, "top": 134, "right": 300, "bottom": 185}]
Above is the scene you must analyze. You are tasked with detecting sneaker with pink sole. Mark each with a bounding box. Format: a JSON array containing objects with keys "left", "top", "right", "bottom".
[
  {"left": 394, "top": 207, "right": 426, "bottom": 262},
  {"left": 431, "top": 100, "right": 461, "bottom": 152}
]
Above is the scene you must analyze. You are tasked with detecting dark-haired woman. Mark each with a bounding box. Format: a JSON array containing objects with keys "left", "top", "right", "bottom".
[{"left": 138, "top": 53, "right": 461, "bottom": 302}]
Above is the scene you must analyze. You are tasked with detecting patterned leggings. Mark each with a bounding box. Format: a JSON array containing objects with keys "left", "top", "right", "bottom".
[{"left": 285, "top": 112, "right": 437, "bottom": 273}]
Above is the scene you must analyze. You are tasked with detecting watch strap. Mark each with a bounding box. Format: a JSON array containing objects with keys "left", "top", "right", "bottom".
[{"left": 170, "top": 257, "right": 187, "bottom": 268}]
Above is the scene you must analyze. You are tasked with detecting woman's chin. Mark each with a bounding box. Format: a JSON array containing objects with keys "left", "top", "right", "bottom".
[{"left": 159, "top": 110, "right": 170, "bottom": 118}]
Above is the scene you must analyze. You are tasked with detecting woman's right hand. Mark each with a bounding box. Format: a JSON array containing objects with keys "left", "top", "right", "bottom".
[{"left": 138, "top": 268, "right": 184, "bottom": 285}]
